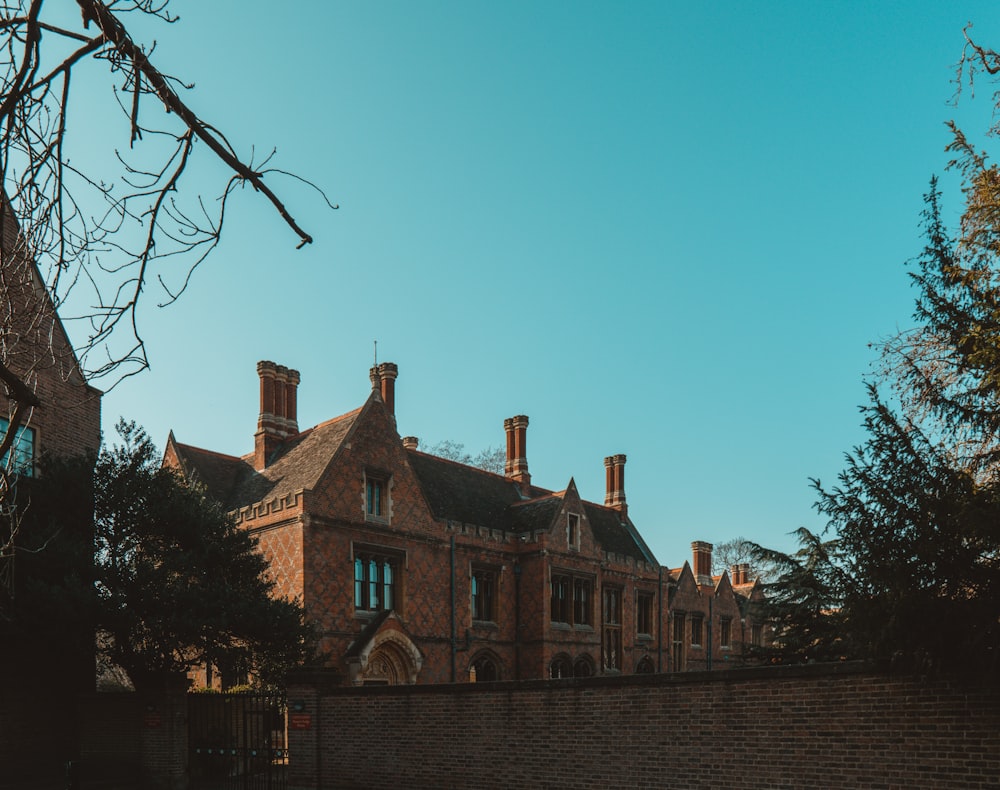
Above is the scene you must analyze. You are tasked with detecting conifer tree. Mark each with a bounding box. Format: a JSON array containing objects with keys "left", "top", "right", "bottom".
[{"left": 758, "top": 28, "right": 1000, "bottom": 675}]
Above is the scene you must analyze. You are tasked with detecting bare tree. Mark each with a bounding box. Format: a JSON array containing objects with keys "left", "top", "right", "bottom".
[
  {"left": 0, "top": 0, "right": 333, "bottom": 612},
  {"left": 712, "top": 537, "right": 772, "bottom": 583},
  {"left": 423, "top": 439, "right": 506, "bottom": 475}
]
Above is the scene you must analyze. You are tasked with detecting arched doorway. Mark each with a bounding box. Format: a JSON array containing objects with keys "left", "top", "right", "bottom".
[{"left": 347, "top": 622, "right": 423, "bottom": 686}]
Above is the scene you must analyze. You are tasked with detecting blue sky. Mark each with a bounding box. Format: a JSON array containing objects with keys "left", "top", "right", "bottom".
[{"left": 77, "top": 1, "right": 1000, "bottom": 567}]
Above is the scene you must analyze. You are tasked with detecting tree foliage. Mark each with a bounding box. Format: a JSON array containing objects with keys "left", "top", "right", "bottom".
[
  {"left": 747, "top": 529, "right": 852, "bottom": 664},
  {"left": 95, "top": 421, "right": 313, "bottom": 689},
  {"left": 756, "top": 27, "right": 1000, "bottom": 676},
  {"left": 0, "top": 453, "right": 96, "bottom": 685}
]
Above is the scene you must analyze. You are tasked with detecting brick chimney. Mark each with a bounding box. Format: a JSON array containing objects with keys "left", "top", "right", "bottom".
[
  {"left": 692, "top": 541, "right": 714, "bottom": 586},
  {"left": 369, "top": 362, "right": 398, "bottom": 424},
  {"left": 255, "top": 360, "right": 300, "bottom": 470},
  {"left": 504, "top": 415, "right": 530, "bottom": 486},
  {"left": 603, "top": 454, "right": 627, "bottom": 516}
]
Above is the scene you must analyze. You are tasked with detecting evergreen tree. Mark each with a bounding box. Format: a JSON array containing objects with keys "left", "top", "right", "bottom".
[
  {"left": 757, "top": 28, "right": 1000, "bottom": 675},
  {"left": 798, "top": 175, "right": 1000, "bottom": 675},
  {"left": 95, "top": 421, "right": 314, "bottom": 689}
]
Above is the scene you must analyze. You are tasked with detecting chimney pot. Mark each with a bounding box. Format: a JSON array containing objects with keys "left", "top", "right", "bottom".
[{"left": 402, "top": 436, "right": 419, "bottom": 450}]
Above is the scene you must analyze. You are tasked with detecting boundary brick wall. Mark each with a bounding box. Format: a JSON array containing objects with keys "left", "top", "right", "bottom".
[{"left": 288, "top": 663, "right": 1000, "bottom": 790}]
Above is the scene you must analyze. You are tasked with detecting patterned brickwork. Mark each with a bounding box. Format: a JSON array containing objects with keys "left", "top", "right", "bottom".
[
  {"left": 173, "top": 364, "right": 766, "bottom": 687},
  {"left": 255, "top": 520, "right": 305, "bottom": 602}
]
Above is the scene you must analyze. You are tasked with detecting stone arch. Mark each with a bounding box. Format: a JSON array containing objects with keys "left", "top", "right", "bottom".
[
  {"left": 348, "top": 626, "right": 423, "bottom": 686},
  {"left": 549, "top": 653, "right": 572, "bottom": 679},
  {"left": 635, "top": 656, "right": 655, "bottom": 674},
  {"left": 573, "top": 654, "right": 595, "bottom": 678},
  {"left": 469, "top": 649, "right": 502, "bottom": 682}
]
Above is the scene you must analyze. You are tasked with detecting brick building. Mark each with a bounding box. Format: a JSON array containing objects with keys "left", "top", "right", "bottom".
[
  {"left": 167, "top": 360, "right": 764, "bottom": 685},
  {"left": 1, "top": 199, "right": 103, "bottom": 782},
  {"left": 0, "top": 200, "right": 102, "bottom": 475}
]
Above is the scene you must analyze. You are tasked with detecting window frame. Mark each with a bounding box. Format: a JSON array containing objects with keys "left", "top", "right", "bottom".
[
  {"left": 567, "top": 512, "right": 580, "bottom": 550},
  {"left": 470, "top": 652, "right": 500, "bottom": 682},
  {"left": 550, "top": 570, "right": 594, "bottom": 628},
  {"left": 363, "top": 470, "right": 390, "bottom": 523},
  {"left": 720, "top": 617, "right": 732, "bottom": 649},
  {"left": 672, "top": 611, "right": 686, "bottom": 671},
  {"left": 0, "top": 417, "right": 35, "bottom": 478},
  {"left": 636, "top": 590, "right": 654, "bottom": 637},
  {"left": 471, "top": 566, "right": 497, "bottom": 624},
  {"left": 690, "top": 613, "right": 704, "bottom": 647},
  {"left": 352, "top": 545, "right": 403, "bottom": 614},
  {"left": 549, "top": 655, "right": 572, "bottom": 679},
  {"left": 602, "top": 585, "right": 623, "bottom": 672}
]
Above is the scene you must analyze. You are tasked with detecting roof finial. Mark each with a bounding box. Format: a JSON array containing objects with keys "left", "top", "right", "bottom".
[{"left": 373, "top": 339, "right": 378, "bottom": 366}]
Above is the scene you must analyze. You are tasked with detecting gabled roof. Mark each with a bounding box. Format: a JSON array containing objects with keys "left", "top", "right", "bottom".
[
  {"left": 168, "top": 384, "right": 656, "bottom": 564},
  {"left": 168, "top": 407, "right": 361, "bottom": 512},
  {"left": 407, "top": 448, "right": 655, "bottom": 563},
  {"left": 583, "top": 501, "right": 657, "bottom": 565},
  {"left": 406, "top": 450, "right": 524, "bottom": 530}
]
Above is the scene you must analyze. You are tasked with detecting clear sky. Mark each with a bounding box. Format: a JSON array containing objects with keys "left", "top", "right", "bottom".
[{"left": 75, "top": 1, "right": 1000, "bottom": 568}]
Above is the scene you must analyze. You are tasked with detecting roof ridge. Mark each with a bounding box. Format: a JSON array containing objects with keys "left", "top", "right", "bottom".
[
  {"left": 405, "top": 448, "right": 512, "bottom": 480},
  {"left": 173, "top": 441, "right": 244, "bottom": 463}
]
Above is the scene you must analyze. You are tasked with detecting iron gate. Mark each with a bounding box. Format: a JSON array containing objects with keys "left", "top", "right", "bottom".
[{"left": 188, "top": 691, "right": 288, "bottom": 790}]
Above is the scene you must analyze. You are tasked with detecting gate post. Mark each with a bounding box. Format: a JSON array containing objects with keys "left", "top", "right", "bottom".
[
  {"left": 286, "top": 668, "right": 341, "bottom": 790},
  {"left": 139, "top": 678, "right": 189, "bottom": 790}
]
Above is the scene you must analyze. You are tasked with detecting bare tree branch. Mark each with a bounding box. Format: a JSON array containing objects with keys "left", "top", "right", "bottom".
[{"left": 0, "top": 0, "right": 334, "bottom": 609}]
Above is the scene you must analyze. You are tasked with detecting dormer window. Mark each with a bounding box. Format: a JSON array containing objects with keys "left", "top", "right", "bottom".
[
  {"left": 567, "top": 513, "right": 580, "bottom": 550},
  {"left": 364, "top": 471, "right": 390, "bottom": 522}
]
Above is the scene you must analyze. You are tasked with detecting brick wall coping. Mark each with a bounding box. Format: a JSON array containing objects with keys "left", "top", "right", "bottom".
[{"left": 291, "top": 659, "right": 899, "bottom": 698}]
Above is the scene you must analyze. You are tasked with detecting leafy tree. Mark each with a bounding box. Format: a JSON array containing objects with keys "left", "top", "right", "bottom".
[{"left": 95, "top": 421, "right": 313, "bottom": 689}]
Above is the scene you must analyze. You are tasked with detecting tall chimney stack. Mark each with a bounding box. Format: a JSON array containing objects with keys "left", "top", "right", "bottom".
[
  {"left": 504, "top": 415, "right": 530, "bottom": 486},
  {"left": 603, "top": 454, "right": 627, "bottom": 516},
  {"left": 692, "top": 541, "right": 714, "bottom": 587},
  {"left": 369, "top": 362, "right": 399, "bottom": 424},
  {"left": 254, "top": 360, "right": 300, "bottom": 470}
]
